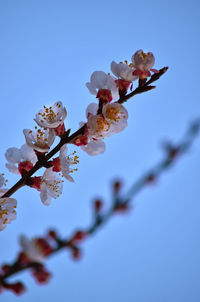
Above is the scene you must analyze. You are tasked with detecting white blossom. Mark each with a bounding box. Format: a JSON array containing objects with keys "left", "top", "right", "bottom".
[
  {"left": 59, "top": 144, "right": 79, "bottom": 182},
  {"left": 86, "top": 102, "right": 128, "bottom": 139},
  {"left": 35, "top": 101, "right": 67, "bottom": 129},
  {"left": 131, "top": 49, "right": 155, "bottom": 72},
  {"left": 102, "top": 102, "right": 128, "bottom": 134},
  {"left": 86, "top": 102, "right": 98, "bottom": 118},
  {"left": 86, "top": 71, "right": 119, "bottom": 100},
  {"left": 0, "top": 192, "right": 17, "bottom": 231},
  {"left": 5, "top": 144, "right": 37, "bottom": 174},
  {"left": 87, "top": 114, "right": 111, "bottom": 140},
  {"left": 23, "top": 128, "right": 55, "bottom": 153},
  {"left": 40, "top": 168, "right": 63, "bottom": 205},
  {"left": 111, "top": 61, "right": 138, "bottom": 82}
]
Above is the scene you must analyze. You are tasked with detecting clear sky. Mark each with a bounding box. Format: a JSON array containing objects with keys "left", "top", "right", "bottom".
[{"left": 0, "top": 0, "right": 200, "bottom": 301}]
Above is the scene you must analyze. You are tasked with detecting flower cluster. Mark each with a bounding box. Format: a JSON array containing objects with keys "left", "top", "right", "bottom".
[
  {"left": 73, "top": 49, "right": 158, "bottom": 155},
  {"left": 5, "top": 101, "right": 79, "bottom": 208},
  {"left": 2, "top": 49, "right": 158, "bottom": 231}
]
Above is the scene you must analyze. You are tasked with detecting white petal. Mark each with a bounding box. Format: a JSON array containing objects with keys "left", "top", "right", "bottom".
[
  {"left": 86, "top": 103, "right": 98, "bottom": 117},
  {"left": 60, "top": 144, "right": 68, "bottom": 156},
  {"left": 90, "top": 71, "right": 108, "bottom": 89},
  {"left": 59, "top": 145, "right": 74, "bottom": 182},
  {"left": 48, "top": 129, "right": 56, "bottom": 146},
  {"left": 35, "top": 101, "right": 67, "bottom": 128},
  {"left": 86, "top": 82, "right": 97, "bottom": 95},
  {"left": 40, "top": 183, "right": 52, "bottom": 205},
  {"left": 5, "top": 163, "right": 20, "bottom": 174},
  {"left": 110, "top": 61, "right": 119, "bottom": 77},
  {"left": 20, "top": 144, "right": 37, "bottom": 163},
  {"left": 5, "top": 147, "right": 22, "bottom": 164},
  {"left": 81, "top": 140, "right": 106, "bottom": 156}
]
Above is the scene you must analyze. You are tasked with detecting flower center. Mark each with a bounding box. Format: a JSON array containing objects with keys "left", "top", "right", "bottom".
[
  {"left": 141, "top": 51, "right": 148, "bottom": 59},
  {"left": 96, "top": 117, "right": 110, "bottom": 132},
  {"left": 38, "top": 103, "right": 62, "bottom": 124},
  {"left": 68, "top": 151, "right": 79, "bottom": 174},
  {"left": 106, "top": 107, "right": 121, "bottom": 122},
  {"left": 45, "top": 178, "right": 63, "bottom": 197}
]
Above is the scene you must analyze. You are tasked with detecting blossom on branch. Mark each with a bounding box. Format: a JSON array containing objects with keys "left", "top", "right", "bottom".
[
  {"left": 31, "top": 168, "right": 63, "bottom": 206},
  {"left": 5, "top": 144, "right": 37, "bottom": 175},
  {"left": 111, "top": 60, "right": 137, "bottom": 95},
  {"left": 23, "top": 128, "right": 55, "bottom": 153},
  {"left": 111, "top": 61, "right": 137, "bottom": 82},
  {"left": 102, "top": 103, "right": 128, "bottom": 133},
  {"left": 132, "top": 49, "right": 158, "bottom": 79},
  {"left": 87, "top": 114, "right": 111, "bottom": 139},
  {"left": 52, "top": 144, "right": 79, "bottom": 182},
  {"left": 34, "top": 101, "right": 67, "bottom": 134},
  {"left": 0, "top": 176, "right": 17, "bottom": 231},
  {"left": 86, "top": 71, "right": 119, "bottom": 102},
  {"left": 87, "top": 102, "right": 128, "bottom": 139},
  {"left": 0, "top": 196, "right": 17, "bottom": 231}
]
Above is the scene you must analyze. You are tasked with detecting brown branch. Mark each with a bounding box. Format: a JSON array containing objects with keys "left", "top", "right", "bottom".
[{"left": 2, "top": 67, "right": 168, "bottom": 199}]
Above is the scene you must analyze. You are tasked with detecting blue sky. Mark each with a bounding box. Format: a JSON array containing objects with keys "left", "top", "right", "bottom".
[{"left": 0, "top": 0, "right": 200, "bottom": 301}]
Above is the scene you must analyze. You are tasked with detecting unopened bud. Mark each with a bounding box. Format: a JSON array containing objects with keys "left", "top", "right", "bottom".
[{"left": 94, "top": 199, "right": 103, "bottom": 212}]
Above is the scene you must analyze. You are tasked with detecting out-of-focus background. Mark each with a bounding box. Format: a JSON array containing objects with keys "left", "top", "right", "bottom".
[{"left": 0, "top": 0, "right": 200, "bottom": 301}]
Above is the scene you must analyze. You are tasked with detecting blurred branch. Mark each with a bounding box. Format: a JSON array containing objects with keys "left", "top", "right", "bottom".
[{"left": 0, "top": 118, "right": 199, "bottom": 295}]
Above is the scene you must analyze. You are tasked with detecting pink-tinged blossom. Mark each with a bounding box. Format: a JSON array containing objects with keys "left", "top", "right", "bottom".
[
  {"left": 86, "top": 102, "right": 98, "bottom": 118},
  {"left": 19, "top": 235, "right": 45, "bottom": 263},
  {"left": 35, "top": 101, "right": 67, "bottom": 129},
  {"left": 131, "top": 49, "right": 158, "bottom": 79},
  {"left": 0, "top": 194, "right": 17, "bottom": 231},
  {"left": 111, "top": 60, "right": 138, "bottom": 95},
  {"left": 111, "top": 61, "right": 138, "bottom": 82},
  {"left": 5, "top": 144, "right": 37, "bottom": 175},
  {"left": 23, "top": 128, "right": 55, "bottom": 153},
  {"left": 86, "top": 71, "right": 119, "bottom": 101}
]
